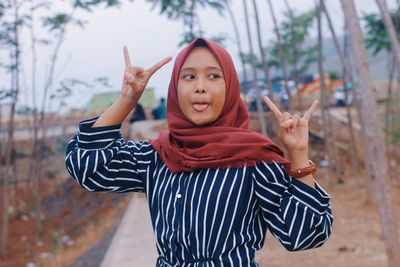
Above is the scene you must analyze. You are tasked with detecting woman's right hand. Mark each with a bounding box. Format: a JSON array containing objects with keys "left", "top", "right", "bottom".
[{"left": 121, "top": 46, "right": 172, "bottom": 103}]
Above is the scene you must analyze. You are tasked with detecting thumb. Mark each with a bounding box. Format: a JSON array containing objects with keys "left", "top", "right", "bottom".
[{"left": 124, "top": 72, "right": 136, "bottom": 84}]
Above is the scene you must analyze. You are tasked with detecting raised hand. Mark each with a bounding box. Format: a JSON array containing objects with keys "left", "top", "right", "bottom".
[
  {"left": 263, "top": 96, "right": 319, "bottom": 152},
  {"left": 121, "top": 46, "right": 172, "bottom": 102}
]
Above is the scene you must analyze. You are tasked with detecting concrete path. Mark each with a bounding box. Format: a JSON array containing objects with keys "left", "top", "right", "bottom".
[
  {"left": 101, "top": 120, "right": 167, "bottom": 267},
  {"left": 100, "top": 193, "right": 158, "bottom": 267}
]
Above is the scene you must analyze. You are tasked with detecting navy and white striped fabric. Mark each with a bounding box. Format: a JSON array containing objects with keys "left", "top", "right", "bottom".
[{"left": 65, "top": 117, "right": 333, "bottom": 267}]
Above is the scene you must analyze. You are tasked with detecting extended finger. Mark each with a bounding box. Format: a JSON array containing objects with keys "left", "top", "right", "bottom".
[
  {"left": 147, "top": 56, "right": 173, "bottom": 76},
  {"left": 303, "top": 100, "right": 319, "bottom": 121},
  {"left": 123, "top": 46, "right": 132, "bottom": 69},
  {"left": 263, "top": 96, "right": 282, "bottom": 121}
]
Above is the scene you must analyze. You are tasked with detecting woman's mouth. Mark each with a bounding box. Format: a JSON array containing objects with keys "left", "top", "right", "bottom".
[{"left": 193, "top": 103, "right": 209, "bottom": 112}]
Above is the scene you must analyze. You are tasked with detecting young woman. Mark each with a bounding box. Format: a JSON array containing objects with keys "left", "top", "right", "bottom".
[{"left": 65, "top": 38, "right": 333, "bottom": 267}]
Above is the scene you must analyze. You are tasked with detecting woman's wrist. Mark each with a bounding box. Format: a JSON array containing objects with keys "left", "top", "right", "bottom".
[
  {"left": 287, "top": 148, "right": 316, "bottom": 188},
  {"left": 118, "top": 94, "right": 139, "bottom": 107},
  {"left": 287, "top": 149, "right": 309, "bottom": 169},
  {"left": 92, "top": 96, "right": 137, "bottom": 127}
]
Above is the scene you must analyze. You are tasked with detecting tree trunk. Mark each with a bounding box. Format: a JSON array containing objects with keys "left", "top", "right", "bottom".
[
  {"left": 376, "top": 0, "right": 400, "bottom": 182},
  {"left": 251, "top": 0, "right": 273, "bottom": 100},
  {"left": 242, "top": 0, "right": 267, "bottom": 135},
  {"left": 385, "top": 53, "right": 398, "bottom": 183},
  {"left": 283, "top": 0, "right": 302, "bottom": 111},
  {"left": 33, "top": 7, "right": 75, "bottom": 235},
  {"left": 316, "top": 1, "right": 333, "bottom": 185},
  {"left": 321, "top": 0, "right": 360, "bottom": 180},
  {"left": 188, "top": 0, "right": 196, "bottom": 40},
  {"left": 340, "top": 1, "right": 400, "bottom": 266},
  {"left": 385, "top": 53, "right": 395, "bottom": 148},
  {"left": 343, "top": 19, "right": 374, "bottom": 202},
  {"left": 266, "top": 0, "right": 292, "bottom": 112},
  {"left": 224, "top": 0, "right": 248, "bottom": 84},
  {"left": 2, "top": 0, "right": 21, "bottom": 254},
  {"left": 251, "top": 0, "right": 276, "bottom": 136}
]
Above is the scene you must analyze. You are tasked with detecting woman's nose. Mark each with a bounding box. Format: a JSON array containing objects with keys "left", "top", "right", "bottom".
[
  {"left": 195, "top": 78, "right": 207, "bottom": 94},
  {"left": 195, "top": 87, "right": 206, "bottom": 94}
]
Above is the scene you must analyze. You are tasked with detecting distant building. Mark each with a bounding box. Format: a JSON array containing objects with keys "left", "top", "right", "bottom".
[{"left": 86, "top": 88, "right": 156, "bottom": 115}]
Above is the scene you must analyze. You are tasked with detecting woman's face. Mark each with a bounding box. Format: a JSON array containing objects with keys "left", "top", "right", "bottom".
[{"left": 177, "top": 47, "right": 226, "bottom": 126}]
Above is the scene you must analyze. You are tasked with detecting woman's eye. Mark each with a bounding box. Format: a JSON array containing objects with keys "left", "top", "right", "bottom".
[
  {"left": 209, "top": 74, "right": 221, "bottom": 79},
  {"left": 183, "top": 74, "right": 195, "bottom": 80}
]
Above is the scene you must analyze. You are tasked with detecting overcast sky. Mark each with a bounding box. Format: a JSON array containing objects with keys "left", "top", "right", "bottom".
[{"left": 2, "top": 0, "right": 399, "bottom": 112}]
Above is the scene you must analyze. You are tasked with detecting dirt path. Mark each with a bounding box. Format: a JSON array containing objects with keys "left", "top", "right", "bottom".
[{"left": 258, "top": 174, "right": 400, "bottom": 267}]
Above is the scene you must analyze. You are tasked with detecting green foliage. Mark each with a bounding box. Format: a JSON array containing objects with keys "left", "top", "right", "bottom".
[
  {"left": 178, "top": 30, "right": 226, "bottom": 46},
  {"left": 0, "top": 0, "right": 120, "bottom": 114},
  {"left": 178, "top": 30, "right": 204, "bottom": 46},
  {"left": 393, "top": 130, "right": 400, "bottom": 144},
  {"left": 40, "top": 0, "right": 123, "bottom": 32},
  {"left": 153, "top": 0, "right": 186, "bottom": 19},
  {"left": 94, "top": 77, "right": 112, "bottom": 88},
  {"left": 240, "top": 52, "right": 259, "bottom": 65},
  {"left": 267, "top": 10, "right": 317, "bottom": 77},
  {"left": 363, "top": 7, "right": 400, "bottom": 55},
  {"left": 16, "top": 106, "right": 37, "bottom": 115},
  {"left": 42, "top": 13, "right": 72, "bottom": 31},
  {"left": 50, "top": 78, "right": 91, "bottom": 113},
  {"left": 147, "top": 0, "right": 225, "bottom": 46},
  {"left": 0, "top": 90, "right": 15, "bottom": 101},
  {"left": 72, "top": 0, "right": 122, "bottom": 11},
  {"left": 147, "top": 0, "right": 224, "bottom": 19},
  {"left": 0, "top": 2, "right": 5, "bottom": 18},
  {"left": 329, "top": 71, "right": 340, "bottom": 80},
  {"left": 208, "top": 34, "right": 226, "bottom": 46}
]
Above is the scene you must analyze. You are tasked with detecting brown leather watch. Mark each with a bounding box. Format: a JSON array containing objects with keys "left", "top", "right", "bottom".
[{"left": 288, "top": 160, "right": 317, "bottom": 178}]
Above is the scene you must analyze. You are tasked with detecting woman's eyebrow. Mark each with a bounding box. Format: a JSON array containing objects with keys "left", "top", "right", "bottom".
[{"left": 180, "top": 66, "right": 222, "bottom": 72}]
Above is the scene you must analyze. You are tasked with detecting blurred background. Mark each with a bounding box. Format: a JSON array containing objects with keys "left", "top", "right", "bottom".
[{"left": 0, "top": 0, "right": 400, "bottom": 266}]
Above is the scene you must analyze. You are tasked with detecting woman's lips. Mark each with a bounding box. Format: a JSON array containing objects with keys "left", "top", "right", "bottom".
[{"left": 193, "top": 103, "right": 209, "bottom": 112}]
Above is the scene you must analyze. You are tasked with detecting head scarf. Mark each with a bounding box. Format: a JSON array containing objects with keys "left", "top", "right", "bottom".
[{"left": 149, "top": 37, "right": 289, "bottom": 173}]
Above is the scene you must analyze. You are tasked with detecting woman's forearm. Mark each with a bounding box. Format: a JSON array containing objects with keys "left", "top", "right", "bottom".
[
  {"left": 92, "top": 95, "right": 138, "bottom": 128},
  {"left": 287, "top": 149, "right": 316, "bottom": 187}
]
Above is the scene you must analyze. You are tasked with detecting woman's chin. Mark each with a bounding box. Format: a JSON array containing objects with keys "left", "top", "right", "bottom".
[{"left": 190, "top": 115, "right": 212, "bottom": 126}]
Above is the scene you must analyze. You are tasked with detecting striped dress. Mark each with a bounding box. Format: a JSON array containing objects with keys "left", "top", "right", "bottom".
[{"left": 65, "top": 117, "right": 333, "bottom": 267}]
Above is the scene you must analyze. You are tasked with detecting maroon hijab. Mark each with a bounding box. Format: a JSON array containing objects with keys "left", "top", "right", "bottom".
[{"left": 149, "top": 37, "right": 289, "bottom": 173}]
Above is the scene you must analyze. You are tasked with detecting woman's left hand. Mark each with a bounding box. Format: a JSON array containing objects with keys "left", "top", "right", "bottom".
[{"left": 263, "top": 96, "right": 319, "bottom": 152}]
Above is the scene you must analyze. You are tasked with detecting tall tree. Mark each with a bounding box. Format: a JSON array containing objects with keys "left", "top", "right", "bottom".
[
  {"left": 283, "top": 0, "right": 302, "bottom": 110},
  {"left": 343, "top": 30, "right": 374, "bottom": 202},
  {"left": 376, "top": 0, "right": 400, "bottom": 70},
  {"left": 375, "top": 0, "right": 400, "bottom": 151},
  {"left": 0, "top": 0, "right": 22, "bottom": 255},
  {"left": 316, "top": 0, "right": 334, "bottom": 184},
  {"left": 320, "top": 0, "right": 360, "bottom": 179},
  {"left": 363, "top": 4, "right": 400, "bottom": 180},
  {"left": 266, "top": 0, "right": 292, "bottom": 111},
  {"left": 223, "top": 0, "right": 248, "bottom": 84},
  {"left": 0, "top": 0, "right": 124, "bottom": 253},
  {"left": 340, "top": 1, "right": 400, "bottom": 266},
  {"left": 251, "top": 0, "right": 273, "bottom": 100},
  {"left": 242, "top": 0, "right": 267, "bottom": 135},
  {"left": 267, "top": 9, "right": 317, "bottom": 111}
]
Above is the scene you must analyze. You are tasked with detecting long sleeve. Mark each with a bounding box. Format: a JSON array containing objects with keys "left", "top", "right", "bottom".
[
  {"left": 252, "top": 161, "right": 333, "bottom": 251},
  {"left": 65, "top": 117, "right": 156, "bottom": 193}
]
